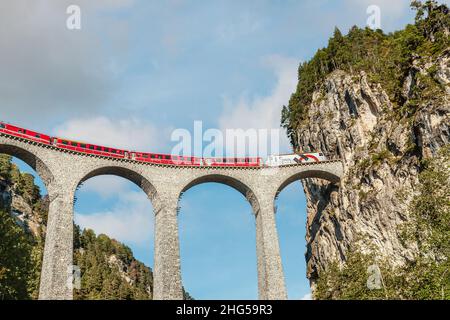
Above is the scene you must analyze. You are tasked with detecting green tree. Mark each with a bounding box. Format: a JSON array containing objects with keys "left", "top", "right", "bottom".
[{"left": 0, "top": 210, "right": 34, "bottom": 300}]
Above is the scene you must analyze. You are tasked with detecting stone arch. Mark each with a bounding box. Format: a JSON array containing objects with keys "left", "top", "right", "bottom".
[
  {"left": 76, "top": 166, "right": 158, "bottom": 204},
  {"left": 179, "top": 174, "right": 260, "bottom": 214},
  {"left": 275, "top": 169, "right": 340, "bottom": 200},
  {"left": 0, "top": 142, "right": 54, "bottom": 190}
]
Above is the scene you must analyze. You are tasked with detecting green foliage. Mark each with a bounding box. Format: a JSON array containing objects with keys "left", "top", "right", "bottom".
[
  {"left": 315, "top": 247, "right": 389, "bottom": 300},
  {"left": 404, "top": 145, "right": 450, "bottom": 259},
  {"left": 282, "top": 1, "right": 450, "bottom": 149},
  {"left": 315, "top": 146, "right": 450, "bottom": 300},
  {"left": 0, "top": 155, "right": 44, "bottom": 300},
  {"left": 370, "top": 149, "right": 393, "bottom": 167},
  {"left": 74, "top": 228, "right": 154, "bottom": 300},
  {"left": 0, "top": 155, "right": 12, "bottom": 178},
  {"left": 0, "top": 209, "right": 34, "bottom": 300}
]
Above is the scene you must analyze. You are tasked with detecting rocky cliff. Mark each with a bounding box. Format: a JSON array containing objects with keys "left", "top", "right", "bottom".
[
  {"left": 282, "top": 2, "right": 449, "bottom": 296},
  {"left": 300, "top": 56, "right": 449, "bottom": 290}
]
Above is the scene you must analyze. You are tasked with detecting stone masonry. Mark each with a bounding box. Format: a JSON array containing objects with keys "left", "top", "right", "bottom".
[{"left": 0, "top": 132, "right": 343, "bottom": 300}]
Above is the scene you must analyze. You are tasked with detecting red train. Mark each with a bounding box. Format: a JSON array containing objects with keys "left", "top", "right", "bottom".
[{"left": 0, "top": 121, "right": 261, "bottom": 167}]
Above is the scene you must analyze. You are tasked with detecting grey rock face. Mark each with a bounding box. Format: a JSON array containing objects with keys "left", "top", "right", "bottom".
[
  {"left": 0, "top": 179, "right": 12, "bottom": 210},
  {"left": 296, "top": 52, "right": 450, "bottom": 291}
]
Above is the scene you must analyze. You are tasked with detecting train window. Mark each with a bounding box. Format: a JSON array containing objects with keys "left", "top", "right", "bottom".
[
  {"left": 18, "top": 129, "right": 23, "bottom": 133},
  {"left": 62, "top": 141, "right": 68, "bottom": 145},
  {"left": 143, "top": 154, "right": 148, "bottom": 158},
  {"left": 165, "top": 155, "right": 170, "bottom": 160},
  {"left": 71, "top": 142, "right": 77, "bottom": 147},
  {"left": 89, "top": 145, "right": 95, "bottom": 150},
  {"left": 0, "top": 123, "right": 5, "bottom": 128},
  {"left": 245, "top": 158, "right": 249, "bottom": 162},
  {"left": 35, "top": 134, "right": 41, "bottom": 139},
  {"left": 80, "top": 144, "right": 86, "bottom": 148}
]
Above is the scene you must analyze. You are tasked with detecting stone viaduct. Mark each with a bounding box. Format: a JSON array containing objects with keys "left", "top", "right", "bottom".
[{"left": 0, "top": 131, "right": 343, "bottom": 300}]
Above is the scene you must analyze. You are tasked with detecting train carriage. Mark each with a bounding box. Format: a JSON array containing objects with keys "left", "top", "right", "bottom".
[
  {"left": 202, "top": 157, "right": 260, "bottom": 167},
  {"left": 265, "top": 153, "right": 327, "bottom": 166},
  {"left": 55, "top": 138, "right": 126, "bottom": 159},
  {"left": 0, "top": 121, "right": 51, "bottom": 145}
]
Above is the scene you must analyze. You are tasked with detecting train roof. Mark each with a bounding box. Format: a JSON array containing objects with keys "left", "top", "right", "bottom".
[{"left": 55, "top": 137, "right": 125, "bottom": 150}]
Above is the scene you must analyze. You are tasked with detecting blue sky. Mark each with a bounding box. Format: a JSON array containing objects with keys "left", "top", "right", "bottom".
[{"left": 3, "top": 0, "right": 438, "bottom": 299}]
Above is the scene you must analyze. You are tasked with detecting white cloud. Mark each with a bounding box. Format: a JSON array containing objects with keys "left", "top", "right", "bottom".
[
  {"left": 300, "top": 292, "right": 312, "bottom": 300},
  {"left": 54, "top": 116, "right": 164, "bottom": 151},
  {"left": 80, "top": 175, "right": 130, "bottom": 199},
  {"left": 0, "top": 1, "right": 134, "bottom": 123},
  {"left": 219, "top": 54, "right": 298, "bottom": 155},
  {"left": 75, "top": 190, "right": 154, "bottom": 245}
]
